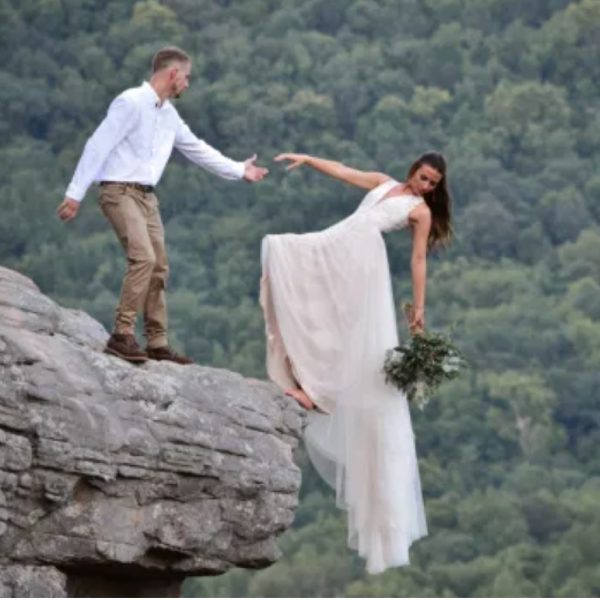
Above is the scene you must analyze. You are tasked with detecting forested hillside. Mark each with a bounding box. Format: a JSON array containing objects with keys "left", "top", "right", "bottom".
[{"left": 1, "top": 0, "right": 599, "bottom": 596}]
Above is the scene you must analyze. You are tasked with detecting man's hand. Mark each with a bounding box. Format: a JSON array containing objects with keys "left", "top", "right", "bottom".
[
  {"left": 243, "top": 154, "right": 269, "bottom": 182},
  {"left": 57, "top": 197, "right": 80, "bottom": 222}
]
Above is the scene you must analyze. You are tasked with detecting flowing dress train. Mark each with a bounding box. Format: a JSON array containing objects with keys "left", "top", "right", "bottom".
[{"left": 260, "top": 179, "right": 428, "bottom": 574}]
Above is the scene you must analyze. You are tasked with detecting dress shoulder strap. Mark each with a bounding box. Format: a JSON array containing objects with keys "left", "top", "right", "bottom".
[{"left": 356, "top": 179, "right": 398, "bottom": 213}]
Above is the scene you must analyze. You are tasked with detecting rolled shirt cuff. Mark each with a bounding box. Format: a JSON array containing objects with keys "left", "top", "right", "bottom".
[
  {"left": 65, "top": 182, "right": 86, "bottom": 202},
  {"left": 233, "top": 160, "right": 246, "bottom": 180}
]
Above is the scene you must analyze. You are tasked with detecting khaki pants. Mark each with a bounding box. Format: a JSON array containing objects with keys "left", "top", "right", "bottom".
[{"left": 99, "top": 183, "right": 169, "bottom": 349}]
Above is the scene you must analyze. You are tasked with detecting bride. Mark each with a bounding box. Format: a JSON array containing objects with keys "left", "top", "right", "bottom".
[{"left": 260, "top": 151, "right": 452, "bottom": 574}]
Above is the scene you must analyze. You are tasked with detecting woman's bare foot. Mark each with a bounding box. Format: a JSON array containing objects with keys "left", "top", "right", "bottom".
[{"left": 285, "top": 388, "right": 316, "bottom": 410}]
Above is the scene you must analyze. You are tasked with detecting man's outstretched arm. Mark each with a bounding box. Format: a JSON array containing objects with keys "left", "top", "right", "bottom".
[{"left": 174, "top": 120, "right": 268, "bottom": 183}]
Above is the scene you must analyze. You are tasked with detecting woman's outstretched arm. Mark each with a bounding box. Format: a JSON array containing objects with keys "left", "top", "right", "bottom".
[
  {"left": 409, "top": 205, "right": 432, "bottom": 333},
  {"left": 274, "top": 153, "right": 390, "bottom": 190}
]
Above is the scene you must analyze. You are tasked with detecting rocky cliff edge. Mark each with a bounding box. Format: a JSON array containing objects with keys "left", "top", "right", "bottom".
[{"left": 0, "top": 266, "right": 304, "bottom": 597}]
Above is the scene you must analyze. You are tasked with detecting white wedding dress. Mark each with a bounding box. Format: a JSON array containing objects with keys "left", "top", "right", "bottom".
[{"left": 260, "top": 179, "right": 428, "bottom": 574}]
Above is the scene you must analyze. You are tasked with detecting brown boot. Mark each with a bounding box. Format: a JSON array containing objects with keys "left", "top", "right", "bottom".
[
  {"left": 146, "top": 346, "right": 194, "bottom": 365},
  {"left": 104, "top": 333, "right": 148, "bottom": 363}
]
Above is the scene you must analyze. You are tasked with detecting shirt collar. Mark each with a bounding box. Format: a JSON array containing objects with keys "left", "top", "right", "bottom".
[{"left": 142, "top": 81, "right": 163, "bottom": 108}]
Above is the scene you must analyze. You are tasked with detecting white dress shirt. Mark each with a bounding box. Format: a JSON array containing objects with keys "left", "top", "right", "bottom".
[{"left": 66, "top": 82, "right": 245, "bottom": 201}]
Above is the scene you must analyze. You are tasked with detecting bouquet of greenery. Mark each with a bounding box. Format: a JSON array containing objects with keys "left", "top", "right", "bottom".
[{"left": 383, "top": 304, "right": 467, "bottom": 409}]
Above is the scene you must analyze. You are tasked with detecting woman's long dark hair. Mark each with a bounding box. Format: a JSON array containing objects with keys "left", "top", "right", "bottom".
[{"left": 407, "top": 152, "right": 452, "bottom": 250}]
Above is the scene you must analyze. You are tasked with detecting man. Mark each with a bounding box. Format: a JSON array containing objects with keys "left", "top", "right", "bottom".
[{"left": 57, "top": 46, "right": 267, "bottom": 365}]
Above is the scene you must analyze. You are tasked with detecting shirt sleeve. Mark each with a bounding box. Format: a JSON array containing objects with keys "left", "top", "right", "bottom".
[
  {"left": 174, "top": 118, "right": 245, "bottom": 181},
  {"left": 65, "top": 95, "right": 139, "bottom": 202}
]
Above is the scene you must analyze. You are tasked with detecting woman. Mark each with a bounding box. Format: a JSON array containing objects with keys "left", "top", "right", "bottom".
[{"left": 260, "top": 151, "right": 452, "bottom": 574}]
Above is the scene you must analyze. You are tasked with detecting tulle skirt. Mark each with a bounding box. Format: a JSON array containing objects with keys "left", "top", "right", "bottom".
[{"left": 260, "top": 216, "right": 427, "bottom": 574}]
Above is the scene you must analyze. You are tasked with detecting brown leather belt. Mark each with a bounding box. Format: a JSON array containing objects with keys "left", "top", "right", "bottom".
[{"left": 100, "top": 181, "right": 155, "bottom": 193}]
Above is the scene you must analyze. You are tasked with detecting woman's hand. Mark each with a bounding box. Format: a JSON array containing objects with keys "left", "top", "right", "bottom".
[
  {"left": 274, "top": 153, "right": 310, "bottom": 171},
  {"left": 410, "top": 306, "right": 425, "bottom": 335},
  {"left": 274, "top": 153, "right": 389, "bottom": 189}
]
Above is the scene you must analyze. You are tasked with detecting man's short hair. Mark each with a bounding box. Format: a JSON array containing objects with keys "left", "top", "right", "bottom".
[{"left": 152, "top": 47, "right": 191, "bottom": 73}]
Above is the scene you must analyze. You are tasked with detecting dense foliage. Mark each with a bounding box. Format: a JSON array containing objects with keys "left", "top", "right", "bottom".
[
  {"left": 2, "top": 0, "right": 599, "bottom": 596},
  {"left": 384, "top": 327, "right": 466, "bottom": 409}
]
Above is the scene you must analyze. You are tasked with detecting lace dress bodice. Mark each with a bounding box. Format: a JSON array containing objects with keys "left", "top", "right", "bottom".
[
  {"left": 340, "top": 178, "right": 424, "bottom": 234},
  {"left": 365, "top": 193, "right": 424, "bottom": 233}
]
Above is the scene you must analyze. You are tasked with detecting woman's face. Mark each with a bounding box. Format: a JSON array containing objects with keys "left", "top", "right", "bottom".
[{"left": 410, "top": 164, "right": 442, "bottom": 196}]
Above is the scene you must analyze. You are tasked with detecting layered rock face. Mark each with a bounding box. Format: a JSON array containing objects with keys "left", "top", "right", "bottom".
[{"left": 0, "top": 266, "right": 304, "bottom": 597}]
